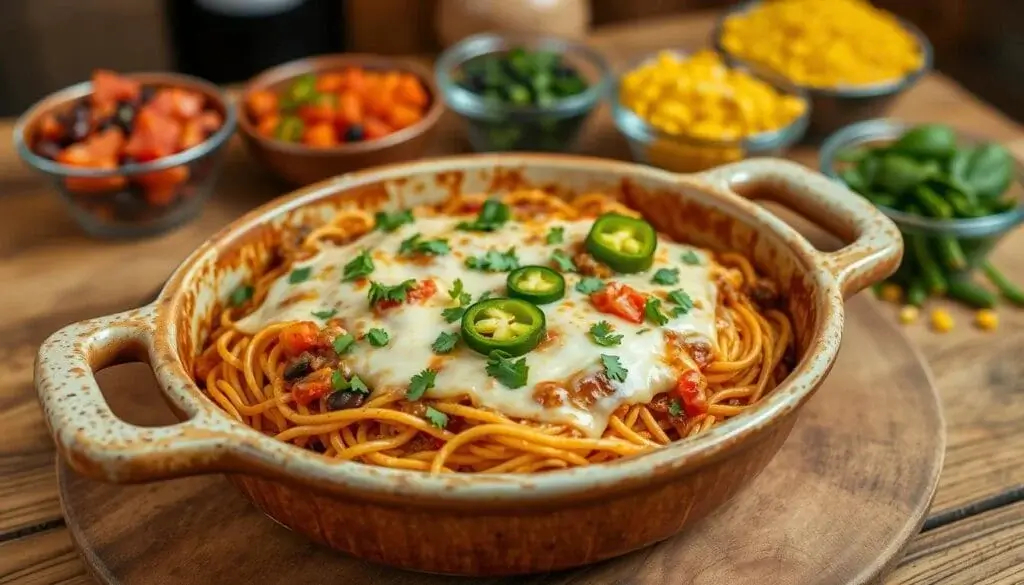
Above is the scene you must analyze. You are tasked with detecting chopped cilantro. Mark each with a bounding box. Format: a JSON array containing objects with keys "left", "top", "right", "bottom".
[
  {"left": 465, "top": 247, "right": 520, "bottom": 272},
  {"left": 366, "top": 328, "right": 390, "bottom": 347},
  {"left": 349, "top": 374, "right": 369, "bottom": 394},
  {"left": 546, "top": 226, "right": 565, "bottom": 244},
  {"left": 651, "top": 268, "right": 680, "bottom": 285},
  {"left": 668, "top": 399, "right": 683, "bottom": 417},
  {"left": 601, "top": 354, "right": 628, "bottom": 382},
  {"left": 667, "top": 289, "right": 694, "bottom": 316},
  {"left": 398, "top": 233, "right": 450, "bottom": 256},
  {"left": 441, "top": 278, "right": 473, "bottom": 323},
  {"left": 424, "top": 406, "right": 449, "bottom": 429},
  {"left": 456, "top": 198, "right": 511, "bottom": 232},
  {"left": 228, "top": 284, "right": 254, "bottom": 307},
  {"left": 311, "top": 309, "right": 338, "bottom": 320},
  {"left": 477, "top": 290, "right": 493, "bottom": 301},
  {"left": 575, "top": 277, "right": 605, "bottom": 295},
  {"left": 330, "top": 370, "right": 348, "bottom": 391},
  {"left": 441, "top": 306, "right": 468, "bottom": 323},
  {"left": 550, "top": 249, "right": 575, "bottom": 272},
  {"left": 448, "top": 278, "right": 469, "bottom": 303},
  {"left": 431, "top": 331, "right": 459, "bottom": 354},
  {"left": 288, "top": 266, "right": 313, "bottom": 284},
  {"left": 680, "top": 250, "right": 701, "bottom": 265},
  {"left": 644, "top": 297, "right": 669, "bottom": 326},
  {"left": 485, "top": 350, "right": 529, "bottom": 389},
  {"left": 332, "top": 333, "right": 356, "bottom": 354},
  {"left": 589, "top": 321, "right": 623, "bottom": 347},
  {"left": 367, "top": 279, "right": 416, "bottom": 307},
  {"left": 406, "top": 369, "right": 437, "bottom": 401},
  {"left": 342, "top": 249, "right": 375, "bottom": 281},
  {"left": 375, "top": 209, "right": 414, "bottom": 232}
]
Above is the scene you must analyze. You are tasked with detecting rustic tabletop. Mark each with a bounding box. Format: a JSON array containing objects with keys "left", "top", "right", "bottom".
[{"left": 3, "top": 12, "right": 1024, "bottom": 585}]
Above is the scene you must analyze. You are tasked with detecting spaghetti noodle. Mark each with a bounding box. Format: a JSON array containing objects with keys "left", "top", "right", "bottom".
[{"left": 193, "top": 190, "right": 794, "bottom": 473}]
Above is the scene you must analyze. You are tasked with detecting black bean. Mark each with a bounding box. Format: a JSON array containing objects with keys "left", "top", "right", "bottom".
[
  {"left": 34, "top": 140, "right": 62, "bottom": 160},
  {"left": 114, "top": 101, "right": 136, "bottom": 133},
  {"left": 344, "top": 124, "right": 364, "bottom": 142},
  {"left": 139, "top": 84, "right": 157, "bottom": 104},
  {"left": 326, "top": 390, "right": 366, "bottom": 411},
  {"left": 283, "top": 359, "right": 313, "bottom": 381}
]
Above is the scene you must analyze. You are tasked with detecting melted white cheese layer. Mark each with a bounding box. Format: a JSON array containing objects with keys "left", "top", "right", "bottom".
[{"left": 235, "top": 217, "right": 718, "bottom": 437}]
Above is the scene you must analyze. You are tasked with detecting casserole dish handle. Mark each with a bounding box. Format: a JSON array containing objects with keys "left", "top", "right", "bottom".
[
  {"left": 699, "top": 158, "right": 903, "bottom": 298},
  {"left": 35, "top": 305, "right": 245, "bottom": 483}
]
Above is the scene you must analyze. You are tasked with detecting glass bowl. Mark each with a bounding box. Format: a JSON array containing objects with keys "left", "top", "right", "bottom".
[
  {"left": 819, "top": 118, "right": 1024, "bottom": 290},
  {"left": 610, "top": 50, "right": 810, "bottom": 173},
  {"left": 13, "top": 72, "right": 237, "bottom": 239},
  {"left": 711, "top": 0, "right": 933, "bottom": 141},
  {"left": 435, "top": 32, "right": 610, "bottom": 153}
]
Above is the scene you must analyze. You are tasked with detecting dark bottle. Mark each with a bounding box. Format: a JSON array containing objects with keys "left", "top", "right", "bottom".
[{"left": 165, "top": 0, "right": 346, "bottom": 84}]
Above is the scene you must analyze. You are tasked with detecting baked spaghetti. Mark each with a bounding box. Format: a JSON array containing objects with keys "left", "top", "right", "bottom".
[{"left": 193, "top": 191, "right": 794, "bottom": 473}]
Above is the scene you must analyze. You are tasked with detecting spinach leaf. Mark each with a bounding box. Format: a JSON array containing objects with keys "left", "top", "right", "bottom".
[
  {"left": 874, "top": 154, "right": 939, "bottom": 197},
  {"left": 892, "top": 124, "right": 957, "bottom": 159},
  {"left": 949, "top": 143, "right": 1013, "bottom": 200}
]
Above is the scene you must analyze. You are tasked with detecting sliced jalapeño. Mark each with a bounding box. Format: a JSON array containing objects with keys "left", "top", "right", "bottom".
[
  {"left": 461, "top": 298, "right": 546, "bottom": 357},
  {"left": 506, "top": 266, "right": 566, "bottom": 305},
  {"left": 584, "top": 213, "right": 657, "bottom": 273}
]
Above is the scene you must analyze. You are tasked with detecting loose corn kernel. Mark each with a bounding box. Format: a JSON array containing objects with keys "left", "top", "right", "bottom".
[
  {"left": 975, "top": 309, "right": 998, "bottom": 331},
  {"left": 721, "top": 0, "right": 923, "bottom": 89},
  {"left": 898, "top": 305, "right": 919, "bottom": 324},
  {"left": 930, "top": 309, "right": 954, "bottom": 333},
  {"left": 880, "top": 283, "right": 903, "bottom": 303}
]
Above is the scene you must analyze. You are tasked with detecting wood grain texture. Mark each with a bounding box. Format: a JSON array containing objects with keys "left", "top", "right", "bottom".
[
  {"left": 56, "top": 294, "right": 943, "bottom": 584},
  {"left": 0, "top": 529, "right": 89, "bottom": 585}
]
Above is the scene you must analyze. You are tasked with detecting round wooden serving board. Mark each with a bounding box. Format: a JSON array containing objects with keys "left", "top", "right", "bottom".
[{"left": 58, "top": 294, "right": 944, "bottom": 585}]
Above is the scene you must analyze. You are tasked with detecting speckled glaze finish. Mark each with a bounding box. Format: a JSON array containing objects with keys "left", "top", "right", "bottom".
[{"left": 35, "top": 155, "right": 903, "bottom": 576}]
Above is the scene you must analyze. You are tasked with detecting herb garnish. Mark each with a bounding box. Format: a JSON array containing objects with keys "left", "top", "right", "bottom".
[
  {"left": 546, "top": 226, "right": 565, "bottom": 244},
  {"left": 550, "top": 249, "right": 575, "bottom": 272},
  {"left": 601, "top": 354, "right": 628, "bottom": 382},
  {"left": 349, "top": 374, "right": 369, "bottom": 394},
  {"left": 332, "top": 333, "right": 356, "bottom": 354},
  {"left": 485, "top": 350, "right": 529, "bottom": 389},
  {"left": 398, "top": 233, "right": 451, "bottom": 256},
  {"left": 330, "top": 370, "right": 348, "bottom": 391},
  {"left": 366, "top": 328, "right": 390, "bottom": 347},
  {"left": 367, "top": 279, "right": 416, "bottom": 307},
  {"left": 680, "top": 250, "right": 701, "bottom": 265},
  {"left": 425, "top": 406, "right": 449, "bottom": 429},
  {"left": 668, "top": 400, "right": 683, "bottom": 417},
  {"left": 644, "top": 297, "right": 669, "bottom": 326},
  {"left": 575, "top": 277, "right": 606, "bottom": 295},
  {"left": 406, "top": 369, "right": 437, "bottom": 401},
  {"left": 589, "top": 321, "right": 623, "bottom": 347},
  {"left": 311, "top": 309, "right": 338, "bottom": 320},
  {"left": 457, "top": 199, "right": 511, "bottom": 232},
  {"left": 343, "top": 249, "right": 375, "bottom": 281},
  {"left": 465, "top": 247, "right": 520, "bottom": 272},
  {"left": 229, "top": 284, "right": 254, "bottom": 307},
  {"left": 288, "top": 266, "right": 313, "bottom": 284},
  {"left": 375, "top": 209, "right": 414, "bottom": 232},
  {"left": 431, "top": 331, "right": 459, "bottom": 354},
  {"left": 441, "top": 278, "right": 473, "bottom": 323},
  {"left": 652, "top": 267, "right": 680, "bottom": 285},
  {"left": 667, "top": 289, "right": 694, "bottom": 316}
]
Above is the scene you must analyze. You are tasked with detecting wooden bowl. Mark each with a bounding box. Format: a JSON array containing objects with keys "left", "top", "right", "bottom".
[{"left": 238, "top": 54, "right": 445, "bottom": 186}]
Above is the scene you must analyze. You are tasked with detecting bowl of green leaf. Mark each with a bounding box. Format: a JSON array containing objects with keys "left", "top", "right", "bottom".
[{"left": 820, "top": 118, "right": 1024, "bottom": 309}]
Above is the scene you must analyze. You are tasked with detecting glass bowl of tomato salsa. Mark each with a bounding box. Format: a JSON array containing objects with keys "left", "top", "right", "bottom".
[{"left": 14, "top": 70, "right": 236, "bottom": 239}]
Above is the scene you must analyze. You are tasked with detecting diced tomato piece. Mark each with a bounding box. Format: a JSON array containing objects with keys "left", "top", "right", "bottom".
[
  {"left": 394, "top": 74, "right": 429, "bottom": 108},
  {"left": 179, "top": 119, "right": 205, "bottom": 150},
  {"left": 92, "top": 70, "right": 141, "bottom": 107},
  {"left": 124, "top": 109, "right": 182, "bottom": 161},
  {"left": 246, "top": 89, "right": 278, "bottom": 120},
  {"left": 62, "top": 154, "right": 126, "bottom": 193},
  {"left": 590, "top": 282, "right": 646, "bottom": 324},
  {"left": 147, "top": 88, "right": 204, "bottom": 121},
  {"left": 340, "top": 67, "right": 368, "bottom": 95},
  {"left": 136, "top": 165, "right": 189, "bottom": 189},
  {"left": 315, "top": 72, "right": 344, "bottom": 93},
  {"left": 407, "top": 279, "right": 438, "bottom": 304},
  {"left": 674, "top": 370, "right": 709, "bottom": 417},
  {"left": 387, "top": 104, "right": 422, "bottom": 130},
  {"left": 58, "top": 143, "right": 99, "bottom": 167},
  {"left": 197, "top": 110, "right": 223, "bottom": 134},
  {"left": 85, "top": 127, "right": 125, "bottom": 159},
  {"left": 257, "top": 114, "right": 280, "bottom": 138},
  {"left": 297, "top": 101, "right": 335, "bottom": 125},
  {"left": 278, "top": 321, "right": 324, "bottom": 357},
  {"left": 144, "top": 184, "right": 178, "bottom": 206},
  {"left": 38, "top": 113, "right": 64, "bottom": 141},
  {"left": 362, "top": 116, "right": 392, "bottom": 140},
  {"left": 335, "top": 91, "right": 363, "bottom": 127},
  {"left": 291, "top": 369, "right": 333, "bottom": 406},
  {"left": 303, "top": 122, "right": 338, "bottom": 147}
]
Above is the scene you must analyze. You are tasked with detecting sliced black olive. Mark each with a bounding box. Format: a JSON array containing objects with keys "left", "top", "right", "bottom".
[
  {"left": 283, "top": 358, "right": 313, "bottom": 381},
  {"left": 114, "top": 101, "right": 136, "bottom": 134},
  {"left": 35, "top": 140, "right": 62, "bottom": 160},
  {"left": 344, "top": 124, "right": 364, "bottom": 142},
  {"left": 327, "top": 390, "right": 366, "bottom": 411},
  {"left": 68, "top": 103, "right": 92, "bottom": 142}
]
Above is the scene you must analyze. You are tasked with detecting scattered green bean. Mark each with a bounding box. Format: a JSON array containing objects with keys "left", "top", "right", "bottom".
[
  {"left": 946, "top": 278, "right": 996, "bottom": 309},
  {"left": 981, "top": 261, "right": 1024, "bottom": 306}
]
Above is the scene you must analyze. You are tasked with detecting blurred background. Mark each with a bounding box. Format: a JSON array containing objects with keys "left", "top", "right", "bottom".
[{"left": 1, "top": 0, "right": 1020, "bottom": 120}]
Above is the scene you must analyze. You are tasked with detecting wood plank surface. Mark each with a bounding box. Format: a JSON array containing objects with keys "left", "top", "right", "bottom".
[{"left": 1, "top": 9, "right": 1024, "bottom": 585}]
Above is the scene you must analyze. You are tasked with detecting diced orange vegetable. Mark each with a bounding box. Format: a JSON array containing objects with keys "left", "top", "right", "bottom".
[
  {"left": 63, "top": 156, "right": 126, "bottom": 193},
  {"left": 315, "top": 72, "right": 345, "bottom": 93},
  {"left": 257, "top": 114, "right": 280, "bottom": 137},
  {"left": 395, "top": 74, "right": 429, "bottom": 108},
  {"left": 85, "top": 128, "right": 126, "bottom": 159},
  {"left": 303, "top": 122, "right": 338, "bottom": 147},
  {"left": 387, "top": 104, "right": 422, "bottom": 130},
  {"left": 246, "top": 89, "right": 278, "bottom": 120},
  {"left": 136, "top": 165, "right": 190, "bottom": 189},
  {"left": 148, "top": 88, "right": 204, "bottom": 121},
  {"left": 297, "top": 97, "right": 336, "bottom": 125},
  {"left": 363, "top": 117, "right": 392, "bottom": 140},
  {"left": 336, "top": 91, "right": 363, "bottom": 126},
  {"left": 179, "top": 119, "right": 205, "bottom": 150},
  {"left": 278, "top": 321, "right": 324, "bottom": 357},
  {"left": 124, "top": 109, "right": 182, "bottom": 161},
  {"left": 340, "top": 67, "right": 368, "bottom": 96},
  {"left": 144, "top": 184, "right": 178, "bottom": 206},
  {"left": 92, "top": 70, "right": 141, "bottom": 107},
  {"left": 39, "top": 114, "right": 63, "bottom": 141},
  {"left": 197, "top": 110, "right": 223, "bottom": 134}
]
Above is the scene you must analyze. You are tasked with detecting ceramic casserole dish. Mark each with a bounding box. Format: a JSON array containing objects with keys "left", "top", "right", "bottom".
[{"left": 36, "top": 154, "right": 902, "bottom": 576}]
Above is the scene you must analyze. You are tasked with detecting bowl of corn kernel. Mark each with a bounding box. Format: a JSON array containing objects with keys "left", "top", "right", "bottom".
[
  {"left": 612, "top": 49, "right": 809, "bottom": 173},
  {"left": 713, "top": 0, "right": 932, "bottom": 139}
]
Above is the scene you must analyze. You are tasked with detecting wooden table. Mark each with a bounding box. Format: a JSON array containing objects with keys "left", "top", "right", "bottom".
[{"left": 3, "top": 12, "right": 1024, "bottom": 585}]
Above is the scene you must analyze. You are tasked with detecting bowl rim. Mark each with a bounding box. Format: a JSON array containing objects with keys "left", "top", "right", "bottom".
[
  {"left": 12, "top": 71, "right": 238, "bottom": 178},
  {"left": 142, "top": 154, "right": 849, "bottom": 505},
  {"left": 609, "top": 48, "right": 811, "bottom": 151},
  {"left": 433, "top": 32, "right": 612, "bottom": 120},
  {"left": 236, "top": 53, "right": 445, "bottom": 156},
  {"left": 710, "top": 0, "right": 934, "bottom": 99},
  {"left": 819, "top": 118, "right": 1024, "bottom": 238}
]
